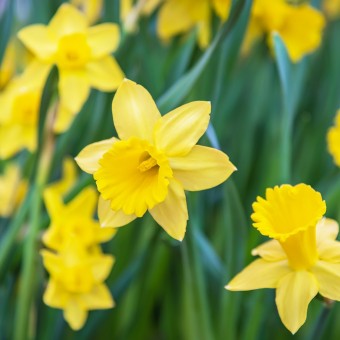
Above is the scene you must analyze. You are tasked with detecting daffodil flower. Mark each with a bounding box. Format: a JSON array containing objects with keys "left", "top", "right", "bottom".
[
  {"left": 75, "top": 79, "right": 236, "bottom": 241},
  {"left": 0, "top": 40, "right": 15, "bottom": 90},
  {"left": 71, "top": 0, "right": 103, "bottom": 24},
  {"left": 327, "top": 110, "right": 340, "bottom": 167},
  {"left": 43, "top": 186, "right": 116, "bottom": 251},
  {"left": 41, "top": 240, "right": 114, "bottom": 330},
  {"left": 18, "top": 3, "right": 124, "bottom": 132},
  {"left": 323, "top": 0, "right": 340, "bottom": 19},
  {"left": 242, "top": 0, "right": 325, "bottom": 62},
  {"left": 226, "top": 184, "right": 340, "bottom": 334},
  {"left": 0, "top": 163, "right": 28, "bottom": 217},
  {"left": 156, "top": 0, "right": 231, "bottom": 49}
]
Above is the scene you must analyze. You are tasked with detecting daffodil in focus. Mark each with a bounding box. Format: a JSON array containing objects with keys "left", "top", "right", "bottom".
[
  {"left": 41, "top": 240, "right": 114, "bottom": 330},
  {"left": 71, "top": 0, "right": 103, "bottom": 24},
  {"left": 323, "top": 0, "right": 340, "bottom": 19},
  {"left": 43, "top": 186, "right": 116, "bottom": 251},
  {"left": 0, "top": 62, "right": 46, "bottom": 158},
  {"left": 157, "top": 0, "right": 231, "bottom": 49},
  {"left": 0, "top": 163, "right": 28, "bottom": 217},
  {"left": 18, "top": 3, "right": 124, "bottom": 132},
  {"left": 327, "top": 110, "right": 340, "bottom": 167},
  {"left": 75, "top": 79, "right": 236, "bottom": 241},
  {"left": 226, "top": 184, "right": 340, "bottom": 334},
  {"left": 242, "top": 0, "right": 325, "bottom": 62}
]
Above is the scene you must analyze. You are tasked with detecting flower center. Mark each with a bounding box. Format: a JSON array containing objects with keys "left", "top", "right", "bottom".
[
  {"left": 94, "top": 137, "right": 173, "bottom": 217},
  {"left": 56, "top": 33, "right": 91, "bottom": 69},
  {"left": 11, "top": 90, "right": 40, "bottom": 127}
]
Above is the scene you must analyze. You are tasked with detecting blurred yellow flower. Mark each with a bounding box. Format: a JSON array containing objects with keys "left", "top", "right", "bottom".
[
  {"left": 71, "top": 0, "right": 103, "bottom": 24},
  {"left": 226, "top": 184, "right": 340, "bottom": 334},
  {"left": 75, "top": 78, "right": 236, "bottom": 241},
  {"left": 327, "top": 110, "right": 340, "bottom": 167},
  {"left": 157, "top": 0, "right": 231, "bottom": 48},
  {"left": 243, "top": 0, "right": 325, "bottom": 62},
  {"left": 41, "top": 240, "right": 114, "bottom": 330},
  {"left": 43, "top": 186, "right": 116, "bottom": 251},
  {"left": 0, "top": 61, "right": 48, "bottom": 158},
  {"left": 323, "top": 0, "right": 340, "bottom": 19},
  {"left": 18, "top": 3, "right": 124, "bottom": 132},
  {"left": 0, "top": 163, "right": 28, "bottom": 217}
]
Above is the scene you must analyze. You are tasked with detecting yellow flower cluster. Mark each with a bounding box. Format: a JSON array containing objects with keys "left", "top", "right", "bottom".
[
  {"left": 41, "top": 162, "right": 116, "bottom": 330},
  {"left": 226, "top": 184, "right": 340, "bottom": 334},
  {"left": 243, "top": 0, "right": 325, "bottom": 62}
]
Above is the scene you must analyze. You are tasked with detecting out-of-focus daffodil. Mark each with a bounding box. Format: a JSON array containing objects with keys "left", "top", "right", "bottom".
[
  {"left": 323, "top": 0, "right": 340, "bottom": 19},
  {"left": 71, "top": 0, "right": 103, "bottom": 24},
  {"left": 43, "top": 186, "right": 116, "bottom": 251},
  {"left": 226, "top": 184, "right": 340, "bottom": 334},
  {"left": 0, "top": 163, "right": 28, "bottom": 217},
  {"left": 327, "top": 110, "right": 340, "bottom": 167},
  {"left": 75, "top": 79, "right": 236, "bottom": 241},
  {"left": 242, "top": 0, "right": 325, "bottom": 62},
  {"left": 41, "top": 240, "right": 114, "bottom": 330},
  {"left": 157, "top": 0, "right": 231, "bottom": 48},
  {"left": 18, "top": 3, "right": 125, "bottom": 132},
  {"left": 0, "top": 61, "right": 48, "bottom": 158}
]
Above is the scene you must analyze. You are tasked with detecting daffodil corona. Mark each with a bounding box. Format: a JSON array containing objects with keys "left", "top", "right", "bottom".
[
  {"left": 76, "top": 79, "right": 236, "bottom": 240},
  {"left": 18, "top": 3, "right": 124, "bottom": 132},
  {"left": 327, "top": 110, "right": 340, "bottom": 167},
  {"left": 243, "top": 0, "right": 325, "bottom": 62},
  {"left": 226, "top": 184, "right": 340, "bottom": 334}
]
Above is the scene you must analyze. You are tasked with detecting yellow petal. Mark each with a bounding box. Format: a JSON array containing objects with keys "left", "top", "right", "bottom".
[
  {"left": 91, "top": 255, "right": 115, "bottom": 282},
  {"left": 43, "top": 188, "right": 65, "bottom": 220},
  {"left": 80, "top": 283, "right": 114, "bottom": 309},
  {"left": 226, "top": 259, "right": 291, "bottom": 291},
  {"left": 21, "top": 59, "right": 52, "bottom": 88},
  {"left": 17, "top": 25, "right": 56, "bottom": 60},
  {"left": 157, "top": 0, "right": 194, "bottom": 41},
  {"left": 66, "top": 186, "right": 97, "bottom": 217},
  {"left": 49, "top": 3, "right": 88, "bottom": 38},
  {"left": 318, "top": 241, "right": 340, "bottom": 263},
  {"left": 275, "top": 271, "right": 318, "bottom": 334},
  {"left": 169, "top": 145, "right": 236, "bottom": 191},
  {"left": 149, "top": 179, "right": 188, "bottom": 241},
  {"left": 64, "top": 299, "right": 88, "bottom": 331},
  {"left": 141, "top": 0, "right": 162, "bottom": 15},
  {"left": 197, "top": 18, "right": 211, "bottom": 49},
  {"left": 98, "top": 195, "right": 136, "bottom": 228},
  {"left": 316, "top": 218, "right": 339, "bottom": 244},
  {"left": 154, "top": 101, "right": 211, "bottom": 156},
  {"left": 54, "top": 105, "right": 76, "bottom": 133},
  {"left": 40, "top": 249, "right": 63, "bottom": 277},
  {"left": 59, "top": 69, "right": 90, "bottom": 113},
  {"left": 311, "top": 261, "right": 340, "bottom": 300},
  {"left": 75, "top": 137, "right": 117, "bottom": 174},
  {"left": 211, "top": 0, "right": 231, "bottom": 21},
  {"left": 0, "top": 126, "right": 27, "bottom": 158},
  {"left": 43, "top": 279, "right": 69, "bottom": 308},
  {"left": 112, "top": 79, "right": 161, "bottom": 142},
  {"left": 251, "top": 239, "right": 286, "bottom": 261},
  {"left": 86, "top": 56, "right": 124, "bottom": 91},
  {"left": 87, "top": 23, "right": 120, "bottom": 58}
]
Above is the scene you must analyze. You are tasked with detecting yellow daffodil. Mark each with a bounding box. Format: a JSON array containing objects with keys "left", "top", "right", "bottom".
[
  {"left": 41, "top": 239, "right": 114, "bottom": 330},
  {"left": 327, "top": 110, "right": 340, "bottom": 167},
  {"left": 71, "top": 0, "right": 103, "bottom": 24},
  {"left": 323, "top": 0, "right": 340, "bottom": 19},
  {"left": 156, "top": 0, "right": 231, "bottom": 49},
  {"left": 18, "top": 3, "right": 124, "bottom": 132},
  {"left": 242, "top": 0, "right": 325, "bottom": 62},
  {"left": 0, "top": 61, "right": 47, "bottom": 158},
  {"left": 0, "top": 163, "right": 28, "bottom": 217},
  {"left": 226, "top": 184, "right": 340, "bottom": 334},
  {"left": 43, "top": 186, "right": 116, "bottom": 251},
  {"left": 75, "top": 78, "right": 236, "bottom": 241}
]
